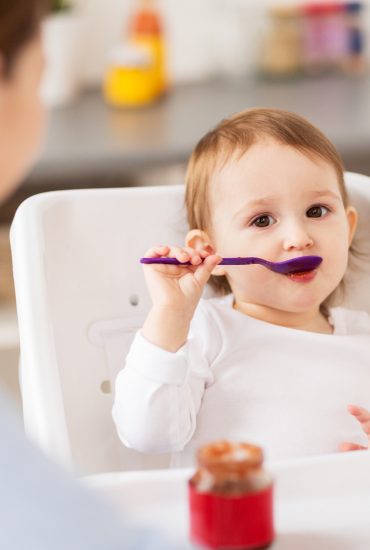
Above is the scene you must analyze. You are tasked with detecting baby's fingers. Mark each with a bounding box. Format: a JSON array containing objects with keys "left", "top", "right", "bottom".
[
  {"left": 339, "top": 442, "right": 367, "bottom": 452},
  {"left": 347, "top": 404, "right": 370, "bottom": 436},
  {"left": 166, "top": 246, "right": 207, "bottom": 265},
  {"left": 193, "top": 255, "right": 222, "bottom": 287},
  {"left": 143, "top": 245, "right": 190, "bottom": 264},
  {"left": 182, "top": 247, "right": 204, "bottom": 266},
  {"left": 144, "top": 245, "right": 170, "bottom": 258}
]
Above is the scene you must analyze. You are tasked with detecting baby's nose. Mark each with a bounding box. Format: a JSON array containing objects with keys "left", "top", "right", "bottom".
[{"left": 282, "top": 223, "right": 314, "bottom": 251}]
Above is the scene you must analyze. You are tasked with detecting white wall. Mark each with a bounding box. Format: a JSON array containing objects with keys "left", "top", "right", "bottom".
[{"left": 73, "top": 0, "right": 370, "bottom": 88}]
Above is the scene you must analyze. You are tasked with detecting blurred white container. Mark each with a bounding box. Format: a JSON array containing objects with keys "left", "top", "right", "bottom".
[
  {"left": 211, "top": 0, "right": 264, "bottom": 77},
  {"left": 41, "top": 13, "right": 82, "bottom": 107}
]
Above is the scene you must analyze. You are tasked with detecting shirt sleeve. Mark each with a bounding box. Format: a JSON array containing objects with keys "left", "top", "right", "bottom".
[{"left": 112, "top": 301, "right": 218, "bottom": 454}]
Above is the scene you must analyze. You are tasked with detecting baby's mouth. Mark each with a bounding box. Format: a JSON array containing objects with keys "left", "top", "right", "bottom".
[{"left": 285, "top": 268, "right": 318, "bottom": 282}]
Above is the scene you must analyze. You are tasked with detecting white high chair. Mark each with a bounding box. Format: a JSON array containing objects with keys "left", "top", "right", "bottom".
[{"left": 9, "top": 173, "right": 370, "bottom": 476}]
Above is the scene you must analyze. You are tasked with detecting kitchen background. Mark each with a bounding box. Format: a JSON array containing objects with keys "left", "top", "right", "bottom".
[
  {"left": 58, "top": 0, "right": 370, "bottom": 86},
  {"left": 1, "top": 0, "right": 370, "bottom": 409}
]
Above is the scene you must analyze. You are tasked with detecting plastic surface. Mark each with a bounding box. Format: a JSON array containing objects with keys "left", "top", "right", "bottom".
[
  {"left": 140, "top": 255, "right": 323, "bottom": 274},
  {"left": 10, "top": 185, "right": 186, "bottom": 475}
]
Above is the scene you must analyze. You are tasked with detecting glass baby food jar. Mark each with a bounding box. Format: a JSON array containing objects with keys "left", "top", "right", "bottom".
[{"left": 189, "top": 441, "right": 274, "bottom": 549}]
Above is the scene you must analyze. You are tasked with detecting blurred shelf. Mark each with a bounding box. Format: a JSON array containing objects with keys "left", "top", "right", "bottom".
[
  {"left": 2, "top": 74, "right": 370, "bottom": 222},
  {"left": 25, "top": 74, "right": 370, "bottom": 189}
]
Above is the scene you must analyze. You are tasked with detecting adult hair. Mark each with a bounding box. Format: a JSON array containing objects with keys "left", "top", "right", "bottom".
[
  {"left": 0, "top": 0, "right": 49, "bottom": 77},
  {"left": 185, "top": 108, "right": 349, "bottom": 298}
]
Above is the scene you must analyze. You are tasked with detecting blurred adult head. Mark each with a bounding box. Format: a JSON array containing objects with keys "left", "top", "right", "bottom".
[{"left": 0, "top": 0, "right": 49, "bottom": 201}]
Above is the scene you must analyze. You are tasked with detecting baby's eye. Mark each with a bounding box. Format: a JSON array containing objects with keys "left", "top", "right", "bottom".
[
  {"left": 306, "top": 205, "right": 329, "bottom": 218},
  {"left": 251, "top": 215, "right": 275, "bottom": 228}
]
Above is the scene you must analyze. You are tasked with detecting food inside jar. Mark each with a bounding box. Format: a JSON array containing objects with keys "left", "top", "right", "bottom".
[{"left": 190, "top": 441, "right": 271, "bottom": 495}]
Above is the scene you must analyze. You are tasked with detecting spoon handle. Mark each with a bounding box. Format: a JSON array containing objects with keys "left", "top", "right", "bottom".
[{"left": 140, "top": 257, "right": 258, "bottom": 266}]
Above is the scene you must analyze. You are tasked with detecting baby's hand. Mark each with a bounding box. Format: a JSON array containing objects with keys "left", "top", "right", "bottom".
[
  {"left": 142, "top": 244, "right": 221, "bottom": 315},
  {"left": 339, "top": 404, "right": 370, "bottom": 452},
  {"left": 141, "top": 245, "right": 222, "bottom": 352}
]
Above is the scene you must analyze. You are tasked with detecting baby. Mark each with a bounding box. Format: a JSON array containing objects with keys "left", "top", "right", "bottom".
[{"left": 113, "top": 108, "right": 370, "bottom": 466}]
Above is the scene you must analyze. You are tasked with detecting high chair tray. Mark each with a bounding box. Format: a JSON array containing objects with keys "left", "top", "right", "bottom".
[{"left": 84, "top": 451, "right": 370, "bottom": 549}]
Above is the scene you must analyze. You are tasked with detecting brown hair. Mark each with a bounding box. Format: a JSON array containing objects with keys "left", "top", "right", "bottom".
[
  {"left": 0, "top": 0, "right": 49, "bottom": 77},
  {"left": 185, "top": 108, "right": 349, "bottom": 299}
]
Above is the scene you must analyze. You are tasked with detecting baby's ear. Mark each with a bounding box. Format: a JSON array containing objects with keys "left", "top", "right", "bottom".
[
  {"left": 186, "top": 229, "right": 226, "bottom": 276},
  {"left": 186, "top": 229, "right": 213, "bottom": 253},
  {"left": 346, "top": 206, "right": 358, "bottom": 246}
]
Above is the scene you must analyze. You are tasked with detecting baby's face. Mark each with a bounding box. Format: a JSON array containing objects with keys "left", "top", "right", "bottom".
[{"left": 208, "top": 140, "right": 356, "bottom": 315}]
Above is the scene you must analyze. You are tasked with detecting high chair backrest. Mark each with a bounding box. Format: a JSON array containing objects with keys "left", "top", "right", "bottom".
[
  {"left": 9, "top": 173, "right": 370, "bottom": 475},
  {"left": 10, "top": 185, "right": 187, "bottom": 475}
]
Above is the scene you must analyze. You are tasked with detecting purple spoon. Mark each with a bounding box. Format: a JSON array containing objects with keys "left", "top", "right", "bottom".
[{"left": 140, "top": 255, "right": 323, "bottom": 275}]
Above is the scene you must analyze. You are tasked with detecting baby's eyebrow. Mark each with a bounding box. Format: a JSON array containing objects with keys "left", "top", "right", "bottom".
[
  {"left": 236, "top": 196, "right": 278, "bottom": 215},
  {"left": 307, "top": 190, "right": 341, "bottom": 201}
]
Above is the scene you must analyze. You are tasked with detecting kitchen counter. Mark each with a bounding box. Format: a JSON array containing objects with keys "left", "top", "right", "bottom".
[{"left": 27, "top": 73, "right": 370, "bottom": 188}]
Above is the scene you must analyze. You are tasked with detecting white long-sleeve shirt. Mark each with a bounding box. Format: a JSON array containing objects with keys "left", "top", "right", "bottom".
[{"left": 112, "top": 294, "right": 370, "bottom": 467}]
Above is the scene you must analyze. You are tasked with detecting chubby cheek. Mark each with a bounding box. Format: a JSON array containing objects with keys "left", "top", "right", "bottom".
[
  {"left": 322, "top": 247, "right": 348, "bottom": 294},
  {"left": 225, "top": 266, "right": 278, "bottom": 301},
  {"left": 212, "top": 231, "right": 263, "bottom": 260},
  {"left": 320, "top": 230, "right": 350, "bottom": 282}
]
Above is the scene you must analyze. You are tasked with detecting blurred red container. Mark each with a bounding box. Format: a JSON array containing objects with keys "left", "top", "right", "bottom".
[{"left": 188, "top": 441, "right": 274, "bottom": 549}]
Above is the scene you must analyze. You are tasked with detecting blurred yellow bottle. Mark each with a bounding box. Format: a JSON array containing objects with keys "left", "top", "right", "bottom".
[
  {"left": 128, "top": 0, "right": 167, "bottom": 97},
  {"left": 104, "top": 44, "right": 157, "bottom": 107},
  {"left": 103, "top": 0, "right": 167, "bottom": 108}
]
